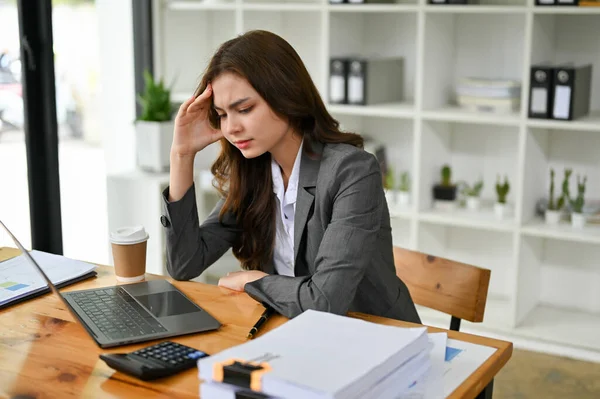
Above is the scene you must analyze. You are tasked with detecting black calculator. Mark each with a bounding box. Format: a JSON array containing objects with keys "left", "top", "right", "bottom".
[{"left": 99, "top": 340, "right": 209, "bottom": 381}]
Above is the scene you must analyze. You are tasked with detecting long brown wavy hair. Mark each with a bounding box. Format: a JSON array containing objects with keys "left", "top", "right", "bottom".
[{"left": 194, "top": 30, "right": 363, "bottom": 271}]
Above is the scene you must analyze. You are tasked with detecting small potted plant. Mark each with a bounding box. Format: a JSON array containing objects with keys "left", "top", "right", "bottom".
[
  {"left": 432, "top": 164, "right": 457, "bottom": 208},
  {"left": 570, "top": 174, "right": 587, "bottom": 229},
  {"left": 545, "top": 168, "right": 571, "bottom": 224},
  {"left": 384, "top": 166, "right": 397, "bottom": 209},
  {"left": 397, "top": 171, "right": 410, "bottom": 207},
  {"left": 461, "top": 178, "right": 484, "bottom": 211},
  {"left": 495, "top": 175, "right": 510, "bottom": 219},
  {"left": 135, "top": 69, "right": 175, "bottom": 173}
]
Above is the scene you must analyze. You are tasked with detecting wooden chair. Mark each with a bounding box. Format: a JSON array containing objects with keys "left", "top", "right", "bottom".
[{"left": 393, "top": 246, "right": 491, "bottom": 332}]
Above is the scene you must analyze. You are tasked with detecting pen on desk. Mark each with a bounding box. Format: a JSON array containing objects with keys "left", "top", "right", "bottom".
[{"left": 247, "top": 306, "right": 274, "bottom": 339}]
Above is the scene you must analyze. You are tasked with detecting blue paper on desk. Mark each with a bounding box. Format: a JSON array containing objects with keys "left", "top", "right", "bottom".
[{"left": 0, "top": 250, "right": 97, "bottom": 307}]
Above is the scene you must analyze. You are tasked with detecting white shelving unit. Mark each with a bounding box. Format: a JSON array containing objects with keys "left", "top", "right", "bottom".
[{"left": 142, "top": 0, "right": 600, "bottom": 361}]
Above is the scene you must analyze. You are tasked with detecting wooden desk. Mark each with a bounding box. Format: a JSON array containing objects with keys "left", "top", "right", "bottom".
[{"left": 0, "top": 247, "right": 512, "bottom": 398}]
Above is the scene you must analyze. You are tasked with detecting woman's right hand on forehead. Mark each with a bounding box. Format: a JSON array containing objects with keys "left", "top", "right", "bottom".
[{"left": 171, "top": 84, "right": 223, "bottom": 158}]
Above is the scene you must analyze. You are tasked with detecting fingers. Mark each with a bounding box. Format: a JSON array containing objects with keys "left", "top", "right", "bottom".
[{"left": 179, "top": 84, "right": 213, "bottom": 116}]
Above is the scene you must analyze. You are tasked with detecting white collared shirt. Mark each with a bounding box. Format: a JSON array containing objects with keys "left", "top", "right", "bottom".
[{"left": 271, "top": 140, "right": 303, "bottom": 277}]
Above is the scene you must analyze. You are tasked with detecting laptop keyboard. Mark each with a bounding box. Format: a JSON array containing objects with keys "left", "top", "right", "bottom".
[{"left": 69, "top": 287, "right": 168, "bottom": 340}]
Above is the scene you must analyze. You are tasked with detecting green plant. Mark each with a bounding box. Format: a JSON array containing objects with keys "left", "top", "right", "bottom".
[
  {"left": 496, "top": 175, "right": 510, "bottom": 204},
  {"left": 441, "top": 165, "right": 452, "bottom": 186},
  {"left": 548, "top": 167, "right": 573, "bottom": 211},
  {"left": 462, "top": 179, "right": 484, "bottom": 197},
  {"left": 398, "top": 171, "right": 410, "bottom": 192},
  {"left": 384, "top": 167, "right": 395, "bottom": 190},
  {"left": 548, "top": 168, "right": 556, "bottom": 210},
  {"left": 137, "top": 70, "right": 173, "bottom": 122},
  {"left": 570, "top": 175, "right": 587, "bottom": 213}
]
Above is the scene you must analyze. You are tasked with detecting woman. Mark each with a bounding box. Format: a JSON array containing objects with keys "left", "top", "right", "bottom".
[{"left": 161, "top": 30, "right": 421, "bottom": 324}]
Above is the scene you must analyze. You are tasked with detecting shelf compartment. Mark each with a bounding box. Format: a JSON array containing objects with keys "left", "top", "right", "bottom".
[
  {"left": 243, "top": 10, "right": 324, "bottom": 93},
  {"left": 522, "top": 127, "right": 600, "bottom": 224},
  {"left": 421, "top": 106, "right": 521, "bottom": 126},
  {"left": 417, "top": 223, "right": 516, "bottom": 305},
  {"left": 329, "top": 11, "right": 418, "bottom": 106},
  {"left": 327, "top": 102, "right": 415, "bottom": 118},
  {"left": 530, "top": 14, "right": 600, "bottom": 118},
  {"left": 419, "top": 120, "right": 520, "bottom": 216},
  {"left": 515, "top": 235, "right": 600, "bottom": 350},
  {"left": 422, "top": 12, "right": 526, "bottom": 112},
  {"left": 162, "top": 9, "right": 236, "bottom": 96}
]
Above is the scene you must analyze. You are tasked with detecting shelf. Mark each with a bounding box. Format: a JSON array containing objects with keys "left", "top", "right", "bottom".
[
  {"left": 418, "top": 207, "right": 516, "bottom": 233},
  {"left": 421, "top": 106, "right": 521, "bottom": 126},
  {"left": 513, "top": 305, "right": 600, "bottom": 353},
  {"left": 328, "top": 4, "right": 418, "bottom": 13},
  {"left": 243, "top": 3, "right": 322, "bottom": 11},
  {"left": 521, "top": 218, "right": 600, "bottom": 245},
  {"left": 419, "top": 298, "right": 600, "bottom": 356},
  {"left": 424, "top": 5, "right": 526, "bottom": 14},
  {"left": 389, "top": 207, "right": 413, "bottom": 220},
  {"left": 167, "top": 1, "right": 237, "bottom": 11},
  {"left": 526, "top": 111, "right": 600, "bottom": 132},
  {"left": 533, "top": 6, "right": 600, "bottom": 14},
  {"left": 327, "top": 102, "right": 415, "bottom": 118}
]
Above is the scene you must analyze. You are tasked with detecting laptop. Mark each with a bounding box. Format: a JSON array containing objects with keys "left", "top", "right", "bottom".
[{"left": 0, "top": 220, "right": 221, "bottom": 348}]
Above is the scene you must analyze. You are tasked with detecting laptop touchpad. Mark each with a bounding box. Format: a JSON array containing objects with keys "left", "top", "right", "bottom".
[{"left": 135, "top": 291, "right": 201, "bottom": 318}]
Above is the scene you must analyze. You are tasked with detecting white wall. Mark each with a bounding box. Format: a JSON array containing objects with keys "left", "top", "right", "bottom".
[{"left": 96, "top": 0, "right": 136, "bottom": 175}]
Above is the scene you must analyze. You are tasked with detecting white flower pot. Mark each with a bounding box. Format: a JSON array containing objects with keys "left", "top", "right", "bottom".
[
  {"left": 545, "top": 210, "right": 561, "bottom": 225},
  {"left": 571, "top": 213, "right": 586, "bottom": 229},
  {"left": 466, "top": 196, "right": 481, "bottom": 211},
  {"left": 494, "top": 202, "right": 508, "bottom": 220},
  {"left": 397, "top": 191, "right": 410, "bottom": 207},
  {"left": 135, "top": 120, "right": 174, "bottom": 173},
  {"left": 385, "top": 190, "right": 397, "bottom": 208}
]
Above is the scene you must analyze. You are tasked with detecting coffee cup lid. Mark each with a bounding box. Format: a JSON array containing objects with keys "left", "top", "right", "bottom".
[{"left": 110, "top": 226, "right": 149, "bottom": 245}]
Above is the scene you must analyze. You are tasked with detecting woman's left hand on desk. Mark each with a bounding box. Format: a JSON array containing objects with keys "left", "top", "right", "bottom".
[{"left": 218, "top": 270, "right": 268, "bottom": 292}]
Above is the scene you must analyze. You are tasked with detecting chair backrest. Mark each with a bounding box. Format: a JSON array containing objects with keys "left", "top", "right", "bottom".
[{"left": 393, "top": 246, "right": 491, "bottom": 327}]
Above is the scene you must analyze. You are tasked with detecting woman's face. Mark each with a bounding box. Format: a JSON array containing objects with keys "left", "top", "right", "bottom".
[{"left": 211, "top": 72, "right": 292, "bottom": 159}]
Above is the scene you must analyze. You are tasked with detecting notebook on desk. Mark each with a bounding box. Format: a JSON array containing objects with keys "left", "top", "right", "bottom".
[
  {"left": 0, "top": 249, "right": 97, "bottom": 309},
  {"left": 0, "top": 219, "right": 221, "bottom": 348}
]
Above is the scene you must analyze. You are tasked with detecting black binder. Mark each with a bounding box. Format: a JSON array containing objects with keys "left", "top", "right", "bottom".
[
  {"left": 528, "top": 63, "right": 555, "bottom": 119},
  {"left": 551, "top": 64, "right": 592, "bottom": 121},
  {"left": 536, "top": 0, "right": 579, "bottom": 4},
  {"left": 329, "top": 58, "right": 347, "bottom": 105},
  {"left": 346, "top": 57, "right": 404, "bottom": 106}
]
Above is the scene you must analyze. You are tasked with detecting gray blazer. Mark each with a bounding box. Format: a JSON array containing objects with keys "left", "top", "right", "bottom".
[{"left": 161, "top": 140, "right": 421, "bottom": 324}]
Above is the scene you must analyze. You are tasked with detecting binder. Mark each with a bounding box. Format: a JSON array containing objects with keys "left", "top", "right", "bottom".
[
  {"left": 329, "top": 58, "right": 347, "bottom": 105},
  {"left": 346, "top": 57, "right": 404, "bottom": 106},
  {"left": 551, "top": 64, "right": 592, "bottom": 121},
  {"left": 536, "top": 0, "right": 578, "bottom": 4},
  {"left": 528, "top": 63, "right": 555, "bottom": 119}
]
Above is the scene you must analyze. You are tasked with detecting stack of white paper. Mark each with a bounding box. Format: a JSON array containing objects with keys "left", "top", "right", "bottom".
[{"left": 197, "top": 310, "right": 433, "bottom": 399}]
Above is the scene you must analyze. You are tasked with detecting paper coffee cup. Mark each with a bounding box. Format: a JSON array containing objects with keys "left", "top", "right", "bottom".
[{"left": 110, "top": 226, "right": 149, "bottom": 283}]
